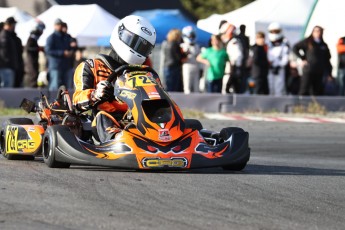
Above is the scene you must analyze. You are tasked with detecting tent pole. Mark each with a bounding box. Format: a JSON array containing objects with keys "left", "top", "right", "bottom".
[{"left": 301, "top": 0, "right": 319, "bottom": 38}]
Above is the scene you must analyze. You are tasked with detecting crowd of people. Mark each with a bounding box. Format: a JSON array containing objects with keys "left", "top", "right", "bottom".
[
  {"left": 161, "top": 21, "right": 344, "bottom": 96},
  {"left": 0, "top": 16, "right": 85, "bottom": 90},
  {"left": 0, "top": 14, "right": 345, "bottom": 97}
]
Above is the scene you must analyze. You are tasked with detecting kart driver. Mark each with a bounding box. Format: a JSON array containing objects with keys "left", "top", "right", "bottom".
[{"left": 73, "top": 15, "right": 157, "bottom": 142}]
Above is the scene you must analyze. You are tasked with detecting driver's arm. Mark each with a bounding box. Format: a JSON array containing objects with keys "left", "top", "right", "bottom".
[{"left": 73, "top": 61, "right": 96, "bottom": 111}]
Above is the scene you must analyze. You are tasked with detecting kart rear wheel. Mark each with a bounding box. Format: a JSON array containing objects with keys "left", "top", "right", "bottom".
[
  {"left": 220, "top": 127, "right": 244, "bottom": 141},
  {"left": 1, "top": 118, "right": 35, "bottom": 160},
  {"left": 42, "top": 126, "right": 70, "bottom": 168},
  {"left": 220, "top": 127, "right": 247, "bottom": 171},
  {"left": 184, "top": 119, "right": 203, "bottom": 131}
]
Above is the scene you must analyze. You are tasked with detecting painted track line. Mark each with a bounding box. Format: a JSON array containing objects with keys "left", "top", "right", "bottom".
[{"left": 204, "top": 113, "right": 345, "bottom": 124}]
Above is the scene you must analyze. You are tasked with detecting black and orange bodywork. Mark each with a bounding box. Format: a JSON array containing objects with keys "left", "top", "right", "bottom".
[
  {"left": 50, "top": 125, "right": 249, "bottom": 170},
  {"left": 46, "top": 65, "right": 250, "bottom": 170}
]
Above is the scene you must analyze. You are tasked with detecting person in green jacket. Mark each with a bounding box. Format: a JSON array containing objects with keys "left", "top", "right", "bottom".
[{"left": 197, "top": 35, "right": 229, "bottom": 93}]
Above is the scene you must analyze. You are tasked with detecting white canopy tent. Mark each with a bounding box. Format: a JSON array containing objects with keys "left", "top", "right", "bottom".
[
  {"left": 17, "top": 4, "right": 119, "bottom": 47},
  {"left": 0, "top": 7, "right": 33, "bottom": 23},
  {"left": 304, "top": 0, "right": 345, "bottom": 75},
  {"left": 197, "top": 0, "right": 316, "bottom": 46}
]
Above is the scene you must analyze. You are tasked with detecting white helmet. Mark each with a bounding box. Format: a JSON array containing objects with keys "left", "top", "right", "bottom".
[
  {"left": 182, "top": 26, "right": 196, "bottom": 44},
  {"left": 110, "top": 15, "right": 156, "bottom": 65},
  {"left": 268, "top": 22, "right": 283, "bottom": 42}
]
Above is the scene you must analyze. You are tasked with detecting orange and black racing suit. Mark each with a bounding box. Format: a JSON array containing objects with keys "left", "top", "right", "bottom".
[{"left": 73, "top": 54, "right": 128, "bottom": 142}]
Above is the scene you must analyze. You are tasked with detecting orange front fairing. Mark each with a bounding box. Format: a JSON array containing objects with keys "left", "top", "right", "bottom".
[
  {"left": 78, "top": 128, "right": 230, "bottom": 169},
  {"left": 5, "top": 125, "right": 44, "bottom": 155},
  {"left": 115, "top": 71, "right": 186, "bottom": 143}
]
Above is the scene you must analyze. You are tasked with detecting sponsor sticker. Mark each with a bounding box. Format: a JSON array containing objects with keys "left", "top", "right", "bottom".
[
  {"left": 6, "top": 126, "right": 35, "bottom": 153},
  {"left": 142, "top": 157, "right": 188, "bottom": 168},
  {"left": 141, "top": 27, "right": 152, "bottom": 36},
  {"left": 158, "top": 129, "right": 171, "bottom": 141}
]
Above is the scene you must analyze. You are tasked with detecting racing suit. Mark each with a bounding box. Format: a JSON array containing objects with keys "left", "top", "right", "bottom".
[
  {"left": 180, "top": 42, "right": 201, "bottom": 93},
  {"left": 73, "top": 54, "right": 128, "bottom": 142},
  {"left": 267, "top": 38, "right": 290, "bottom": 96}
]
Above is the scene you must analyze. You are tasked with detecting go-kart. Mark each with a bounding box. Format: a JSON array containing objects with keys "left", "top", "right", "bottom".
[
  {"left": 0, "top": 86, "right": 91, "bottom": 160},
  {"left": 41, "top": 65, "right": 250, "bottom": 170}
]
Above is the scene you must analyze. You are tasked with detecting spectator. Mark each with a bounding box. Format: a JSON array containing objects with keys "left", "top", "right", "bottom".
[
  {"left": 323, "top": 75, "right": 338, "bottom": 96},
  {"left": 163, "top": 29, "right": 185, "bottom": 92},
  {"left": 336, "top": 36, "right": 345, "bottom": 96},
  {"left": 24, "top": 20, "right": 45, "bottom": 88},
  {"left": 286, "top": 67, "right": 301, "bottom": 95},
  {"left": 73, "top": 47, "right": 86, "bottom": 69},
  {"left": 267, "top": 22, "right": 290, "bottom": 96},
  {"left": 61, "top": 22, "right": 77, "bottom": 89},
  {"left": 293, "top": 25, "right": 331, "bottom": 96},
  {"left": 219, "top": 21, "right": 245, "bottom": 94},
  {"left": 197, "top": 35, "right": 229, "bottom": 93},
  {"left": 251, "top": 31, "right": 269, "bottom": 95},
  {"left": 238, "top": 24, "right": 250, "bottom": 91},
  {"left": 45, "top": 18, "right": 72, "bottom": 90},
  {"left": 180, "top": 26, "right": 201, "bottom": 94},
  {"left": 0, "top": 17, "right": 23, "bottom": 88}
]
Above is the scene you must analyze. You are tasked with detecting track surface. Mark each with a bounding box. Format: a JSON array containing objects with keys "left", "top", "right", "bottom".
[{"left": 0, "top": 118, "right": 345, "bottom": 230}]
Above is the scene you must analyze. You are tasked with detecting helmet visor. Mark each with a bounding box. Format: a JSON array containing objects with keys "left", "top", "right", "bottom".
[
  {"left": 118, "top": 25, "right": 154, "bottom": 57},
  {"left": 269, "top": 29, "right": 281, "bottom": 34}
]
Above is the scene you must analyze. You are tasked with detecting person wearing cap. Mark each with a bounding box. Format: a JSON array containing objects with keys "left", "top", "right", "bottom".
[
  {"left": 24, "top": 20, "right": 45, "bottom": 88},
  {"left": 61, "top": 22, "right": 78, "bottom": 89},
  {"left": 219, "top": 21, "right": 245, "bottom": 94},
  {"left": 0, "top": 17, "right": 24, "bottom": 88},
  {"left": 45, "top": 18, "right": 73, "bottom": 90}
]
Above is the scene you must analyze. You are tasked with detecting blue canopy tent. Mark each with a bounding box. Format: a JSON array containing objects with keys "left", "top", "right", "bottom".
[{"left": 97, "top": 9, "right": 211, "bottom": 47}]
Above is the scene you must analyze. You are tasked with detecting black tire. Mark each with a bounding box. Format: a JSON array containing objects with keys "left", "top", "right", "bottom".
[
  {"left": 2, "top": 118, "right": 34, "bottom": 160},
  {"left": 184, "top": 119, "right": 203, "bottom": 131},
  {"left": 42, "top": 126, "right": 70, "bottom": 168},
  {"left": 220, "top": 127, "right": 247, "bottom": 171},
  {"left": 220, "top": 127, "right": 245, "bottom": 140},
  {"left": 6, "top": 118, "right": 34, "bottom": 125}
]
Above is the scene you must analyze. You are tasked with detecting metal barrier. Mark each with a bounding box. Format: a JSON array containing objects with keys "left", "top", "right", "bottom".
[{"left": 1, "top": 88, "right": 345, "bottom": 113}]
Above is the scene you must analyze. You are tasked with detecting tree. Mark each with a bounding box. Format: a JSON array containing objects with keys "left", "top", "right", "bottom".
[{"left": 181, "top": 0, "right": 254, "bottom": 19}]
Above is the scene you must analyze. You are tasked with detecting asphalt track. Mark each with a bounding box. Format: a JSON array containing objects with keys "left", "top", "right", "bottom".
[{"left": 0, "top": 117, "right": 344, "bottom": 230}]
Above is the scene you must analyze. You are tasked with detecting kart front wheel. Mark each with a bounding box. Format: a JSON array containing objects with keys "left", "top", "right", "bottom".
[
  {"left": 42, "top": 126, "right": 70, "bottom": 168},
  {"left": 220, "top": 127, "right": 247, "bottom": 171}
]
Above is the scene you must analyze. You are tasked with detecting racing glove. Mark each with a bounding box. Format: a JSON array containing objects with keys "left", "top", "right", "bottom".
[{"left": 91, "top": 81, "right": 114, "bottom": 102}]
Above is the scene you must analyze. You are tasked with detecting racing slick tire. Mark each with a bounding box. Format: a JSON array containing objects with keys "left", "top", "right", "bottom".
[
  {"left": 1, "top": 118, "right": 35, "bottom": 160},
  {"left": 42, "top": 126, "right": 71, "bottom": 168},
  {"left": 220, "top": 127, "right": 247, "bottom": 171},
  {"left": 184, "top": 119, "right": 203, "bottom": 131}
]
